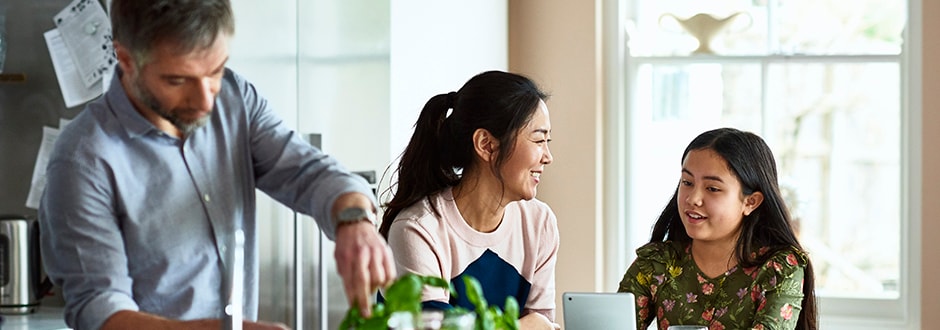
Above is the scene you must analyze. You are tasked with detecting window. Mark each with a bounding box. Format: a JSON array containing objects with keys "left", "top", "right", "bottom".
[{"left": 617, "top": 0, "right": 916, "bottom": 327}]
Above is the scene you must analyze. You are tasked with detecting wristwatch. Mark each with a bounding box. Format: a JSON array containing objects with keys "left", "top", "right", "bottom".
[{"left": 336, "top": 207, "right": 376, "bottom": 226}]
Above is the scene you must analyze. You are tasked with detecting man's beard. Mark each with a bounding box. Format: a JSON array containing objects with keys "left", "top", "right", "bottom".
[{"left": 131, "top": 76, "right": 211, "bottom": 136}]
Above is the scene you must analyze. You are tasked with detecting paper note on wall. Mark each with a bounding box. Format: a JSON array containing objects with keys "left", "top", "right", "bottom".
[
  {"left": 45, "top": 28, "right": 102, "bottom": 108},
  {"left": 25, "top": 126, "right": 61, "bottom": 210},
  {"left": 53, "top": 0, "right": 115, "bottom": 88}
]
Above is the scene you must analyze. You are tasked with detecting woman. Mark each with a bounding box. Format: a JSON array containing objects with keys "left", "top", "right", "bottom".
[
  {"left": 619, "top": 128, "right": 817, "bottom": 330},
  {"left": 380, "top": 71, "right": 559, "bottom": 330}
]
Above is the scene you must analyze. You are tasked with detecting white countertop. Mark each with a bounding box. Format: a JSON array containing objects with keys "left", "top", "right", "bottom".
[{"left": 1, "top": 306, "right": 70, "bottom": 330}]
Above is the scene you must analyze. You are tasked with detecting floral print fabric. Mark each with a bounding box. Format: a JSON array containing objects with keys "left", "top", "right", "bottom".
[{"left": 618, "top": 241, "right": 807, "bottom": 330}]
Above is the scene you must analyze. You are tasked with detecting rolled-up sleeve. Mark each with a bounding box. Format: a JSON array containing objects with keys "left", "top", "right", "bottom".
[
  {"left": 239, "top": 78, "right": 376, "bottom": 239},
  {"left": 40, "top": 160, "right": 139, "bottom": 330}
]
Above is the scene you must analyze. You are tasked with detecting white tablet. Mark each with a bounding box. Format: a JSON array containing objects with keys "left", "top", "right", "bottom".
[{"left": 562, "top": 292, "right": 637, "bottom": 330}]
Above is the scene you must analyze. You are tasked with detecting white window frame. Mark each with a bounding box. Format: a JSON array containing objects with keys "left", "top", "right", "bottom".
[{"left": 600, "top": 0, "right": 922, "bottom": 328}]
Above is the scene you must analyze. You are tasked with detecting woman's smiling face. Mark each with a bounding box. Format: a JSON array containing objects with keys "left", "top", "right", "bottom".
[{"left": 498, "top": 100, "right": 553, "bottom": 202}]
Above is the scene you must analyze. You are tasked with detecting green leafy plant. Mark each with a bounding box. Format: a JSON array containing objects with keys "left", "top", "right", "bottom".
[{"left": 340, "top": 274, "right": 520, "bottom": 330}]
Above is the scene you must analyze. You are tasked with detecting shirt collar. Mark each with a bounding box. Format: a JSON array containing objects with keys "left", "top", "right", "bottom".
[{"left": 106, "top": 67, "right": 173, "bottom": 140}]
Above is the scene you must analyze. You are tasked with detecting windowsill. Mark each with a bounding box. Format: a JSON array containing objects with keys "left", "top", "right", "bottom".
[{"left": 628, "top": 53, "right": 900, "bottom": 63}]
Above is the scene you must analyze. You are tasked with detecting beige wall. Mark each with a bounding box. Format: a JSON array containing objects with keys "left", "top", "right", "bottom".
[
  {"left": 921, "top": 0, "right": 939, "bottom": 326},
  {"left": 510, "top": 0, "right": 938, "bottom": 327},
  {"left": 509, "top": 0, "right": 604, "bottom": 325}
]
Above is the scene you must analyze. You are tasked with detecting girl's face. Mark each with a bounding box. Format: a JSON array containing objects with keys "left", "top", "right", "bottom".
[
  {"left": 677, "top": 148, "right": 761, "bottom": 246},
  {"left": 499, "top": 100, "right": 553, "bottom": 202}
]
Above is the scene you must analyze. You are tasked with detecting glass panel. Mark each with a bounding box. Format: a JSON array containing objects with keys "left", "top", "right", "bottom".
[
  {"left": 298, "top": 0, "right": 390, "bottom": 174},
  {"left": 764, "top": 62, "right": 901, "bottom": 298},
  {"left": 773, "top": 0, "right": 905, "bottom": 55},
  {"left": 627, "top": 0, "right": 905, "bottom": 56},
  {"left": 627, "top": 61, "right": 901, "bottom": 299}
]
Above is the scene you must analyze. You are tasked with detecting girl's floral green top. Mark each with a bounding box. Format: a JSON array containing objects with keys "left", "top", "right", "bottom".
[{"left": 618, "top": 241, "right": 807, "bottom": 330}]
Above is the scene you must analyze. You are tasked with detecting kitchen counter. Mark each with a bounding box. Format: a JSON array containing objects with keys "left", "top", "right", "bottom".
[{"left": 1, "top": 306, "right": 70, "bottom": 330}]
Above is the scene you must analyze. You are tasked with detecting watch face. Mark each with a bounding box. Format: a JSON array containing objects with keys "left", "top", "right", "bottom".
[{"left": 338, "top": 207, "right": 374, "bottom": 223}]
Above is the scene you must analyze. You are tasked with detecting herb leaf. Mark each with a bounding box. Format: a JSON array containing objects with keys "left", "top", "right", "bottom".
[{"left": 340, "top": 274, "right": 521, "bottom": 330}]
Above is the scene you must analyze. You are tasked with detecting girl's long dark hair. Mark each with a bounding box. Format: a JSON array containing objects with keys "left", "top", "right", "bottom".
[
  {"left": 649, "top": 128, "right": 817, "bottom": 330},
  {"left": 379, "top": 71, "right": 548, "bottom": 238}
]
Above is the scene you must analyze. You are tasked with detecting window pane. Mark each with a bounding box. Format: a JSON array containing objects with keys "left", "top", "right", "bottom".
[
  {"left": 764, "top": 62, "right": 901, "bottom": 298},
  {"left": 627, "top": 0, "right": 905, "bottom": 56},
  {"left": 773, "top": 0, "right": 905, "bottom": 55},
  {"left": 627, "top": 62, "right": 901, "bottom": 299}
]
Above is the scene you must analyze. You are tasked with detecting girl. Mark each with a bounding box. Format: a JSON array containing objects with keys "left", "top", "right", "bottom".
[{"left": 619, "top": 128, "right": 817, "bottom": 330}]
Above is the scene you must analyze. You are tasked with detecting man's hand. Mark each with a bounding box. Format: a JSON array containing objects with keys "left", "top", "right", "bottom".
[{"left": 334, "top": 220, "right": 396, "bottom": 318}]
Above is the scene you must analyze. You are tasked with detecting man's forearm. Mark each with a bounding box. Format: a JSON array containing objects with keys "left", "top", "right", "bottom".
[{"left": 101, "top": 310, "right": 201, "bottom": 330}]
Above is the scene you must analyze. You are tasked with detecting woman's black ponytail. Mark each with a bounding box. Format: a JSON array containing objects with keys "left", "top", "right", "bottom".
[{"left": 379, "top": 92, "right": 460, "bottom": 238}]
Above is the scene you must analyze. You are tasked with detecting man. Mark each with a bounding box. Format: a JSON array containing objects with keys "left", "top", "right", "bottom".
[{"left": 38, "top": 0, "right": 395, "bottom": 329}]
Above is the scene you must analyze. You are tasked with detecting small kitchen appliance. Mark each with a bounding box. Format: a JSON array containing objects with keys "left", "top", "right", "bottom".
[{"left": 0, "top": 215, "right": 50, "bottom": 314}]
